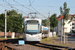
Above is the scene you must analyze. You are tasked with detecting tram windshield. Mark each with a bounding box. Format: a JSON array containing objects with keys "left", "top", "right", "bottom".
[{"left": 26, "top": 23, "right": 39, "bottom": 34}]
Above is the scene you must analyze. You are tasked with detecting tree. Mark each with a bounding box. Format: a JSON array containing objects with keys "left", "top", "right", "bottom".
[
  {"left": 60, "top": 2, "right": 70, "bottom": 44},
  {"left": 42, "top": 19, "right": 46, "bottom": 26},
  {"left": 0, "top": 13, "right": 5, "bottom": 32},
  {"left": 50, "top": 14, "right": 58, "bottom": 32},
  {"left": 42, "top": 19, "right": 48, "bottom": 26},
  {"left": 0, "top": 9, "right": 23, "bottom": 37},
  {"left": 7, "top": 10, "right": 23, "bottom": 33},
  {"left": 7, "top": 10, "right": 18, "bottom": 17},
  {"left": 60, "top": 2, "right": 70, "bottom": 20}
]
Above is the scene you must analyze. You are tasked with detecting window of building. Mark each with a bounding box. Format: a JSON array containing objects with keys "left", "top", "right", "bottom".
[
  {"left": 72, "top": 27, "right": 74, "bottom": 29},
  {"left": 72, "top": 23, "right": 74, "bottom": 25}
]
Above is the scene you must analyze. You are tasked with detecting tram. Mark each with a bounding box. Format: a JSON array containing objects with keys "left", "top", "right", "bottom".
[{"left": 23, "top": 18, "right": 42, "bottom": 42}]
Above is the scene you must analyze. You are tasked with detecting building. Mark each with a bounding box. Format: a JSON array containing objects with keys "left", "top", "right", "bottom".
[{"left": 56, "top": 14, "right": 75, "bottom": 35}]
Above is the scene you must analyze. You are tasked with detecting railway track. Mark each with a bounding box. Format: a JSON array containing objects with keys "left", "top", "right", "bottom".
[
  {"left": 0, "top": 38, "right": 75, "bottom": 50},
  {"left": 28, "top": 42, "right": 75, "bottom": 50},
  {"left": 0, "top": 42, "right": 3, "bottom": 50},
  {"left": 36, "top": 43, "right": 75, "bottom": 50},
  {"left": 0, "top": 38, "right": 23, "bottom": 50}
]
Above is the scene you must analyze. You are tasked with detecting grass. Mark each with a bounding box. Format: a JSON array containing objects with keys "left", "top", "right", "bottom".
[
  {"left": 41, "top": 37, "right": 69, "bottom": 47},
  {"left": 15, "top": 36, "right": 23, "bottom": 38},
  {"left": 0, "top": 37, "right": 5, "bottom": 39},
  {"left": 0, "top": 36, "right": 23, "bottom": 39},
  {"left": 41, "top": 37, "right": 57, "bottom": 43}
]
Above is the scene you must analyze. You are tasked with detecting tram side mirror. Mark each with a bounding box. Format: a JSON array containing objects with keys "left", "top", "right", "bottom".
[
  {"left": 40, "top": 31, "right": 41, "bottom": 33},
  {"left": 40, "top": 30, "right": 42, "bottom": 33}
]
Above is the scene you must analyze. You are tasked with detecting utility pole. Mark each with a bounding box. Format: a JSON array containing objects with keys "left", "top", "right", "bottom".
[
  {"left": 28, "top": 13, "right": 30, "bottom": 18},
  {"left": 5, "top": 9, "right": 7, "bottom": 38},
  {"left": 49, "top": 11, "right": 50, "bottom": 33},
  {"left": 49, "top": 11, "right": 50, "bottom": 18},
  {"left": 49, "top": 11, "right": 50, "bottom": 36},
  {"left": 47, "top": 11, "right": 50, "bottom": 40},
  {"left": 63, "top": 19, "right": 65, "bottom": 44},
  {"left": 61, "top": 19, "right": 63, "bottom": 44}
]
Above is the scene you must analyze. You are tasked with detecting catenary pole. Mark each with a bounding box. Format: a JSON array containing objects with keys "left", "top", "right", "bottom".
[
  {"left": 5, "top": 9, "right": 7, "bottom": 38},
  {"left": 49, "top": 11, "right": 50, "bottom": 33},
  {"left": 63, "top": 19, "right": 65, "bottom": 44},
  {"left": 48, "top": 11, "right": 50, "bottom": 38}
]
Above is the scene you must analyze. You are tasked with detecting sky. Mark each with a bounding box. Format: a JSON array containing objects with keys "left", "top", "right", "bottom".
[{"left": 0, "top": 0, "right": 75, "bottom": 18}]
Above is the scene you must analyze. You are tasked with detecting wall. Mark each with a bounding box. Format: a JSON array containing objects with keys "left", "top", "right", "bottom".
[
  {"left": 57, "top": 19, "right": 72, "bottom": 35},
  {"left": 64, "top": 20, "right": 72, "bottom": 33},
  {"left": 0, "top": 32, "right": 21, "bottom": 37}
]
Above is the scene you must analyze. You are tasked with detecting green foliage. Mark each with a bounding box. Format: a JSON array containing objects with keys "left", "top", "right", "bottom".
[
  {"left": 60, "top": 2, "right": 70, "bottom": 20},
  {"left": 0, "top": 10, "right": 23, "bottom": 33},
  {"left": 68, "top": 16, "right": 74, "bottom": 23},
  {"left": 61, "top": 22, "right": 65, "bottom": 25},
  {"left": 42, "top": 19, "right": 46, "bottom": 26},
  {"left": 42, "top": 19, "right": 48, "bottom": 26},
  {"left": 7, "top": 10, "right": 23, "bottom": 33},
  {"left": 0, "top": 13, "right": 5, "bottom": 31},
  {"left": 7, "top": 10, "right": 18, "bottom": 17},
  {"left": 50, "top": 14, "right": 58, "bottom": 29}
]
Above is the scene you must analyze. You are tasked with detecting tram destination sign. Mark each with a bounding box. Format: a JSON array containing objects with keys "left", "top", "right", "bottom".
[{"left": 27, "top": 20, "right": 38, "bottom": 23}]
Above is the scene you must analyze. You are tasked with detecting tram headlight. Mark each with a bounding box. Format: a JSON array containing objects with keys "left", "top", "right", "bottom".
[
  {"left": 38, "top": 35, "right": 40, "bottom": 37},
  {"left": 25, "top": 34, "right": 30, "bottom": 37}
]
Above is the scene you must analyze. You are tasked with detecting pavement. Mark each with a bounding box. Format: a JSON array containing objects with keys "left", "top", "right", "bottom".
[
  {"left": 56, "top": 35, "right": 75, "bottom": 44},
  {"left": 66, "top": 36, "right": 75, "bottom": 44}
]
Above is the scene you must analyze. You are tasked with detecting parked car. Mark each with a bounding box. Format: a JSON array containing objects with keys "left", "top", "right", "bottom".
[{"left": 71, "top": 34, "right": 75, "bottom": 36}]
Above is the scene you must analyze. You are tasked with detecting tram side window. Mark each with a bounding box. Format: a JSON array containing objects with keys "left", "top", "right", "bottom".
[{"left": 23, "top": 26, "right": 25, "bottom": 33}]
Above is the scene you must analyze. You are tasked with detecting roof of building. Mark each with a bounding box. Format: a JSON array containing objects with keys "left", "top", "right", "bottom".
[
  {"left": 57, "top": 14, "right": 75, "bottom": 21},
  {"left": 57, "top": 15, "right": 64, "bottom": 21}
]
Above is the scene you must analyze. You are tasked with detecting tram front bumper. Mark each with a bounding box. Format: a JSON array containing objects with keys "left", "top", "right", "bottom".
[{"left": 25, "top": 37, "right": 42, "bottom": 41}]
